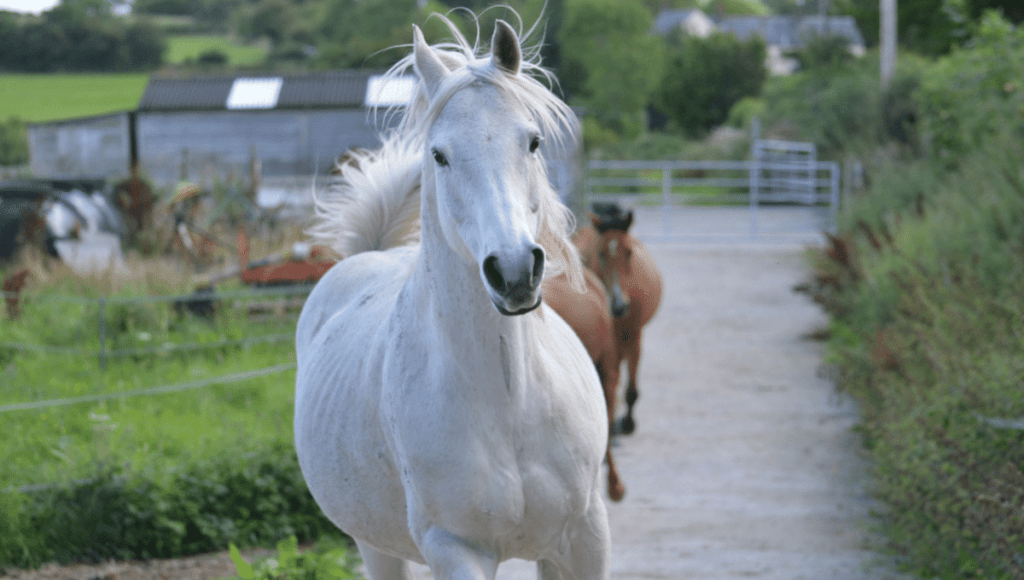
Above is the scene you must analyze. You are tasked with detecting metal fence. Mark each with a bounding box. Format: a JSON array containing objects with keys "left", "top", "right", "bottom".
[{"left": 585, "top": 140, "right": 840, "bottom": 241}]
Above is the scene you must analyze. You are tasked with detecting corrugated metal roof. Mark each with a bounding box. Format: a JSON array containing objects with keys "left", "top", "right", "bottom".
[{"left": 137, "top": 70, "right": 378, "bottom": 112}]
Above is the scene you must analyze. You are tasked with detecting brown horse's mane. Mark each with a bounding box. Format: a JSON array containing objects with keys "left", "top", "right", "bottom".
[{"left": 591, "top": 202, "right": 633, "bottom": 233}]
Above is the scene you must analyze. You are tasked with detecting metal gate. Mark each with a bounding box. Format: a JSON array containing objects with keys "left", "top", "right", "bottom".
[{"left": 584, "top": 139, "right": 839, "bottom": 242}]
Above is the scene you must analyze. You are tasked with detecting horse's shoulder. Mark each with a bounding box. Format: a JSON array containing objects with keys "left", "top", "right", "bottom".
[{"left": 297, "top": 246, "right": 416, "bottom": 352}]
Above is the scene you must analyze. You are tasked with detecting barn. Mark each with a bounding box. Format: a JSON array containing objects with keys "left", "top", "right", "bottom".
[
  {"left": 27, "top": 70, "right": 412, "bottom": 191},
  {"left": 26, "top": 69, "right": 581, "bottom": 213}
]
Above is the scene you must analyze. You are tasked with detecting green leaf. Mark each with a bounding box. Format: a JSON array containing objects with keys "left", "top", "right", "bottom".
[{"left": 228, "top": 543, "right": 255, "bottom": 580}]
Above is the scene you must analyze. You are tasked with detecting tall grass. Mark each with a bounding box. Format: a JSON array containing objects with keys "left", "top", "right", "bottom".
[{"left": 804, "top": 132, "right": 1024, "bottom": 578}]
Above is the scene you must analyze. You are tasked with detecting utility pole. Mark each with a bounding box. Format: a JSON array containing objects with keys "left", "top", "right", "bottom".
[{"left": 880, "top": 0, "right": 897, "bottom": 87}]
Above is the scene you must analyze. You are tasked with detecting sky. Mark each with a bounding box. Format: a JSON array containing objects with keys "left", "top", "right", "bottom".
[{"left": 0, "top": 0, "right": 60, "bottom": 14}]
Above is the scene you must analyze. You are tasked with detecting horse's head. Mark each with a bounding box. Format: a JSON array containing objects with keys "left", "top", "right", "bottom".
[
  {"left": 410, "top": 19, "right": 580, "bottom": 316},
  {"left": 589, "top": 209, "right": 635, "bottom": 318}
]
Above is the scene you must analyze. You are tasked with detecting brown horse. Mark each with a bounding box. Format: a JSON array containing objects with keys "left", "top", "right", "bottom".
[
  {"left": 543, "top": 268, "right": 626, "bottom": 501},
  {"left": 576, "top": 203, "right": 663, "bottom": 435}
]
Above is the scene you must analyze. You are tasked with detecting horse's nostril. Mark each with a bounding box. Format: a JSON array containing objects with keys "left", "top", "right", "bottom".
[
  {"left": 483, "top": 254, "right": 507, "bottom": 293},
  {"left": 531, "top": 248, "right": 545, "bottom": 286}
]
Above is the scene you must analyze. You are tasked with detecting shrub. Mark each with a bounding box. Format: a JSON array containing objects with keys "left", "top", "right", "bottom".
[
  {"left": 762, "top": 57, "right": 882, "bottom": 158},
  {"left": 803, "top": 131, "right": 1024, "bottom": 579},
  {"left": 0, "top": 117, "right": 29, "bottom": 167},
  {"left": 0, "top": 443, "right": 340, "bottom": 571},
  {"left": 197, "top": 48, "right": 229, "bottom": 67},
  {"left": 914, "top": 11, "right": 1024, "bottom": 162},
  {"left": 226, "top": 535, "right": 359, "bottom": 580},
  {"left": 559, "top": 0, "right": 665, "bottom": 140}
]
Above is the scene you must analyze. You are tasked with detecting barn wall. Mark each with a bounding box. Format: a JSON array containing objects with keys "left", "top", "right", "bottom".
[
  {"left": 27, "top": 113, "right": 131, "bottom": 179},
  {"left": 136, "top": 109, "right": 386, "bottom": 188}
]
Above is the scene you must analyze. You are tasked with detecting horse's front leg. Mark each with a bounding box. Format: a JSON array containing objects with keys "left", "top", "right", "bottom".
[
  {"left": 419, "top": 527, "right": 499, "bottom": 580},
  {"left": 619, "top": 331, "right": 642, "bottom": 436},
  {"left": 550, "top": 493, "right": 611, "bottom": 580},
  {"left": 356, "top": 539, "right": 412, "bottom": 580}
]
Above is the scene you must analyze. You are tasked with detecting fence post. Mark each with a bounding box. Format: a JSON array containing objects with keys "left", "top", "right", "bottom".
[
  {"left": 749, "top": 149, "right": 760, "bottom": 239},
  {"left": 829, "top": 161, "right": 840, "bottom": 234},
  {"left": 98, "top": 297, "right": 107, "bottom": 371},
  {"left": 662, "top": 164, "right": 672, "bottom": 238}
]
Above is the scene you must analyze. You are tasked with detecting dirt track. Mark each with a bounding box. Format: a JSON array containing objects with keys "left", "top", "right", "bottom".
[{"left": 409, "top": 231, "right": 908, "bottom": 579}]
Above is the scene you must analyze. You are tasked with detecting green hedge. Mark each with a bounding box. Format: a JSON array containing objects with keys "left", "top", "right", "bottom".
[
  {"left": 805, "top": 132, "right": 1024, "bottom": 579},
  {"left": 0, "top": 443, "right": 341, "bottom": 572}
]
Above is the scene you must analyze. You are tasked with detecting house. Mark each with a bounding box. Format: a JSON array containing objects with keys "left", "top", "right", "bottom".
[
  {"left": 27, "top": 70, "right": 415, "bottom": 190},
  {"left": 653, "top": 9, "right": 866, "bottom": 75},
  {"left": 717, "top": 15, "right": 865, "bottom": 74},
  {"left": 652, "top": 8, "right": 717, "bottom": 38}
]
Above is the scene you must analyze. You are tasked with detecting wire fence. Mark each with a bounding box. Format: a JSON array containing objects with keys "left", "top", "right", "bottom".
[
  {"left": 0, "top": 362, "right": 297, "bottom": 415},
  {"left": 0, "top": 283, "right": 309, "bottom": 498},
  {"left": 1, "top": 284, "right": 312, "bottom": 366},
  {"left": 1, "top": 283, "right": 312, "bottom": 417}
]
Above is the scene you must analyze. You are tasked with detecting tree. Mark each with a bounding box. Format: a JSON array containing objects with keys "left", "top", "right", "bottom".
[
  {"left": 125, "top": 20, "right": 166, "bottom": 70},
  {"left": 656, "top": 30, "right": 767, "bottom": 137},
  {"left": 558, "top": 0, "right": 665, "bottom": 139},
  {"left": 240, "top": 0, "right": 294, "bottom": 45}
]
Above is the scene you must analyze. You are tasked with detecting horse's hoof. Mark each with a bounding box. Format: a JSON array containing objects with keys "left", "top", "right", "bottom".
[
  {"left": 618, "top": 416, "right": 636, "bottom": 436},
  {"left": 609, "top": 482, "right": 625, "bottom": 502}
]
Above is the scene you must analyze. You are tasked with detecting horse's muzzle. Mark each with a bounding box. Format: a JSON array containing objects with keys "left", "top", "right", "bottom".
[
  {"left": 493, "top": 292, "right": 543, "bottom": 316},
  {"left": 483, "top": 246, "right": 545, "bottom": 316}
]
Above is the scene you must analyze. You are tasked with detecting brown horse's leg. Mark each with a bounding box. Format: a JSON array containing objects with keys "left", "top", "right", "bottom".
[
  {"left": 596, "top": 358, "right": 620, "bottom": 434},
  {"left": 605, "top": 441, "right": 625, "bottom": 501},
  {"left": 596, "top": 360, "right": 625, "bottom": 501},
  {"left": 619, "top": 337, "right": 641, "bottom": 435}
]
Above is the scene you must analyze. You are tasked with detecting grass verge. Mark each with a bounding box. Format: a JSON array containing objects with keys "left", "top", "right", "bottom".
[{"left": 802, "top": 131, "right": 1024, "bottom": 579}]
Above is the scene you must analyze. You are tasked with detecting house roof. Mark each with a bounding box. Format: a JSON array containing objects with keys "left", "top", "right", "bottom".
[
  {"left": 653, "top": 9, "right": 702, "bottom": 35},
  {"left": 137, "top": 70, "right": 396, "bottom": 112},
  {"left": 715, "top": 15, "right": 865, "bottom": 50}
]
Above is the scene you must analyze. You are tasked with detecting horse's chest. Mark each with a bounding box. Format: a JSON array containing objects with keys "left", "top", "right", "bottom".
[
  {"left": 387, "top": 375, "right": 590, "bottom": 555},
  {"left": 399, "top": 428, "right": 581, "bottom": 556}
]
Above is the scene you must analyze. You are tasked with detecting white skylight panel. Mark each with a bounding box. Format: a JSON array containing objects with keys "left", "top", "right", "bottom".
[
  {"left": 226, "top": 77, "right": 283, "bottom": 110},
  {"left": 364, "top": 75, "right": 416, "bottom": 107}
]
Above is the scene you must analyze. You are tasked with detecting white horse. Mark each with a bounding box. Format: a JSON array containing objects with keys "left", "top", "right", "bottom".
[{"left": 294, "top": 15, "right": 611, "bottom": 580}]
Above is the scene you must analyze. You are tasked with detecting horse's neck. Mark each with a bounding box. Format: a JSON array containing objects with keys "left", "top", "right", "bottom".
[{"left": 407, "top": 183, "right": 534, "bottom": 373}]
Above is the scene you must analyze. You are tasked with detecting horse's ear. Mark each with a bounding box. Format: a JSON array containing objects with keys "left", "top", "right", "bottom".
[
  {"left": 413, "top": 25, "right": 448, "bottom": 98},
  {"left": 625, "top": 211, "right": 634, "bottom": 231},
  {"left": 491, "top": 20, "right": 521, "bottom": 75},
  {"left": 589, "top": 213, "right": 601, "bottom": 229}
]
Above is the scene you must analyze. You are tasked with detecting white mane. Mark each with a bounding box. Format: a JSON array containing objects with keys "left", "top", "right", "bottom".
[{"left": 308, "top": 11, "right": 584, "bottom": 288}]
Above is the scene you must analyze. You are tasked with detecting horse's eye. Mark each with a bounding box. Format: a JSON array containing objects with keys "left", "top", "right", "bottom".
[
  {"left": 432, "top": 149, "right": 449, "bottom": 167},
  {"left": 529, "top": 136, "right": 541, "bottom": 153}
]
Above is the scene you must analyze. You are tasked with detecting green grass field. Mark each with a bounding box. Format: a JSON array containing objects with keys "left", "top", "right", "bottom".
[
  {"left": 0, "top": 291, "right": 300, "bottom": 489},
  {"left": 166, "top": 35, "right": 268, "bottom": 67},
  {"left": 0, "top": 74, "right": 149, "bottom": 123},
  {"left": 0, "top": 35, "right": 266, "bottom": 124}
]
